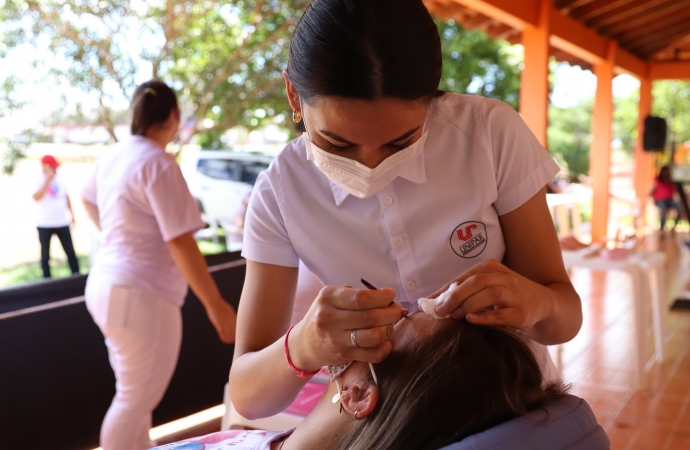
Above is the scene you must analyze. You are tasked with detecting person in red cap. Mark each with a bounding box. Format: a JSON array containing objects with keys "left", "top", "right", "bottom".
[{"left": 32, "top": 154, "right": 80, "bottom": 278}]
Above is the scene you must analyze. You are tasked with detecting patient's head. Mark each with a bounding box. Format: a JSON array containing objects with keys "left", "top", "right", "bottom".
[{"left": 335, "top": 312, "right": 568, "bottom": 450}]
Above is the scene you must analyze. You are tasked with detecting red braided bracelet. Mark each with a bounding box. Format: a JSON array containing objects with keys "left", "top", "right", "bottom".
[{"left": 284, "top": 324, "right": 319, "bottom": 378}]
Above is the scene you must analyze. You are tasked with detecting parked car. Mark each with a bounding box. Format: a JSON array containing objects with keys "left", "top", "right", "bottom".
[{"left": 180, "top": 150, "right": 273, "bottom": 247}]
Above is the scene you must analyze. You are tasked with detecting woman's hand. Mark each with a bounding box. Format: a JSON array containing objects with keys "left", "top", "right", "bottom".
[
  {"left": 288, "top": 285, "right": 403, "bottom": 373},
  {"left": 206, "top": 299, "right": 237, "bottom": 344},
  {"left": 432, "top": 259, "right": 554, "bottom": 330},
  {"left": 167, "top": 232, "right": 238, "bottom": 344}
]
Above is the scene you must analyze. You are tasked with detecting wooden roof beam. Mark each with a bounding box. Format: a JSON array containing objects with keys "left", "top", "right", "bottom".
[
  {"left": 452, "top": 0, "right": 538, "bottom": 30},
  {"left": 447, "top": 0, "right": 649, "bottom": 78},
  {"left": 461, "top": 13, "right": 497, "bottom": 30},
  {"left": 650, "top": 61, "right": 690, "bottom": 80}
]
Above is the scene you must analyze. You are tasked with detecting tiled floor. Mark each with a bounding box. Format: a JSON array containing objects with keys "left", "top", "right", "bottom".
[{"left": 558, "top": 232, "right": 690, "bottom": 449}]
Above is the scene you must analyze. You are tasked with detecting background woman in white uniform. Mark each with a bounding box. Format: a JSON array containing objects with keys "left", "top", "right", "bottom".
[
  {"left": 229, "top": 0, "right": 582, "bottom": 420},
  {"left": 82, "top": 80, "right": 237, "bottom": 450}
]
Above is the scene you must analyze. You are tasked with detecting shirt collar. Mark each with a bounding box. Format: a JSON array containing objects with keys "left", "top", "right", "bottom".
[{"left": 330, "top": 149, "right": 427, "bottom": 206}]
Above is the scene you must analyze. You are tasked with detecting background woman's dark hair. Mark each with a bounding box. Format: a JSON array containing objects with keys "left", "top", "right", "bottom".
[
  {"left": 130, "top": 80, "right": 178, "bottom": 136},
  {"left": 336, "top": 321, "right": 569, "bottom": 450},
  {"left": 286, "top": 0, "right": 442, "bottom": 105}
]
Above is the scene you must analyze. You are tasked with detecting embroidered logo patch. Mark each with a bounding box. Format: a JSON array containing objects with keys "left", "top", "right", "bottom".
[{"left": 450, "top": 221, "right": 488, "bottom": 258}]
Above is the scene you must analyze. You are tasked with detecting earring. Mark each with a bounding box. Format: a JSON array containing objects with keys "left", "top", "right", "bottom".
[
  {"left": 332, "top": 383, "right": 346, "bottom": 414},
  {"left": 292, "top": 110, "right": 302, "bottom": 123},
  {"left": 354, "top": 411, "right": 362, "bottom": 420}
]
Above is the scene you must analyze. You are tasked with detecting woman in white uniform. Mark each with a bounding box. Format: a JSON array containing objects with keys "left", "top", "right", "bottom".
[
  {"left": 82, "top": 80, "right": 237, "bottom": 450},
  {"left": 229, "top": 0, "right": 582, "bottom": 420}
]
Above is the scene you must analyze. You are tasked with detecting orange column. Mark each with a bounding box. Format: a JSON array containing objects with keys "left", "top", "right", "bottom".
[
  {"left": 589, "top": 40, "right": 616, "bottom": 243},
  {"left": 519, "top": 0, "right": 549, "bottom": 148},
  {"left": 633, "top": 78, "right": 653, "bottom": 225}
]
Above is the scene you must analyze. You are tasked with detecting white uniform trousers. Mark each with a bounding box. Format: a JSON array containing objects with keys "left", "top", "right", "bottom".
[{"left": 85, "top": 279, "right": 182, "bottom": 450}]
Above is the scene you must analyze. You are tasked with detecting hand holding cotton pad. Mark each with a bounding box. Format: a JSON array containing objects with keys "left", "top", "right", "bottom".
[{"left": 417, "top": 282, "right": 460, "bottom": 319}]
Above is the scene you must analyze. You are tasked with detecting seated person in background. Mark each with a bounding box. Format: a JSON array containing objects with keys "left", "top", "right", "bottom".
[
  {"left": 650, "top": 165, "right": 680, "bottom": 232},
  {"left": 153, "top": 309, "right": 568, "bottom": 450}
]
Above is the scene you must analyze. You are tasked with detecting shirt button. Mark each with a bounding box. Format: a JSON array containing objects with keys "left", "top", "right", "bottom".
[
  {"left": 383, "top": 196, "right": 393, "bottom": 205},
  {"left": 406, "top": 281, "right": 416, "bottom": 290},
  {"left": 394, "top": 237, "right": 404, "bottom": 246}
]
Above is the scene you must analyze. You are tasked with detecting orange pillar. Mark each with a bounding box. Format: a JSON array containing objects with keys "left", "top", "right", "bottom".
[
  {"left": 589, "top": 40, "right": 616, "bottom": 243},
  {"left": 519, "top": 0, "right": 549, "bottom": 148},
  {"left": 633, "top": 78, "right": 654, "bottom": 226}
]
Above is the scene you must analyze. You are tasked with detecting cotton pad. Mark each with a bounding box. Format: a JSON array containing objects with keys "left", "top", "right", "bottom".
[{"left": 417, "top": 282, "right": 459, "bottom": 319}]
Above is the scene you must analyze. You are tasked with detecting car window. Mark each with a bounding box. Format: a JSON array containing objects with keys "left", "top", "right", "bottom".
[
  {"left": 197, "top": 159, "right": 240, "bottom": 181},
  {"left": 240, "top": 162, "right": 270, "bottom": 185}
]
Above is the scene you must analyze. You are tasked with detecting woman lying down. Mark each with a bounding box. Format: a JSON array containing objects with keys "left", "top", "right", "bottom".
[{"left": 153, "top": 309, "right": 568, "bottom": 450}]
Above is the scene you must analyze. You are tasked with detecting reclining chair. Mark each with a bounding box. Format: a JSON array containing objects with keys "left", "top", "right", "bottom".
[{"left": 222, "top": 381, "right": 609, "bottom": 449}]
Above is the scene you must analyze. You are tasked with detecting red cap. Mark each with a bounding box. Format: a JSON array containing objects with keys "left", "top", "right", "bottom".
[{"left": 41, "top": 155, "right": 59, "bottom": 170}]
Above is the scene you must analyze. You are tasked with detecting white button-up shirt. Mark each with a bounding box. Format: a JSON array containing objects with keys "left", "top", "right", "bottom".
[
  {"left": 82, "top": 136, "right": 205, "bottom": 305},
  {"left": 243, "top": 94, "right": 559, "bottom": 309}
]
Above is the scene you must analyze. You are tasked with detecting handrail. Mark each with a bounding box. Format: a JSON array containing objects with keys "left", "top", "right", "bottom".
[{"left": 0, "top": 258, "right": 247, "bottom": 321}]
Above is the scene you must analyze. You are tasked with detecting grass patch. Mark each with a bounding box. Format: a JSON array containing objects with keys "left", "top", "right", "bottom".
[
  {"left": 0, "top": 236, "right": 230, "bottom": 290},
  {"left": 0, "top": 253, "right": 91, "bottom": 289},
  {"left": 197, "top": 235, "right": 228, "bottom": 255}
]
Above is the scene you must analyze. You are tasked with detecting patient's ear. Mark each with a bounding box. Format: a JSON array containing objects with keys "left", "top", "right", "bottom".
[{"left": 340, "top": 381, "right": 379, "bottom": 420}]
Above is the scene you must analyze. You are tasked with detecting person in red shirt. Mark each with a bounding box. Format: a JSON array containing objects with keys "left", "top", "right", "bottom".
[{"left": 650, "top": 165, "right": 679, "bottom": 232}]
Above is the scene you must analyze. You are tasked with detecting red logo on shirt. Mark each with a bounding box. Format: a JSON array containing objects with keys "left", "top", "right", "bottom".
[
  {"left": 456, "top": 224, "right": 477, "bottom": 241},
  {"left": 450, "top": 221, "right": 487, "bottom": 258}
]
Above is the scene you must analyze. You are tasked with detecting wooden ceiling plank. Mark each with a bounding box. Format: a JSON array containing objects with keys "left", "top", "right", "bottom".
[
  {"left": 571, "top": 0, "right": 637, "bottom": 22},
  {"left": 613, "top": 7, "right": 690, "bottom": 43},
  {"left": 598, "top": 0, "right": 690, "bottom": 38},
  {"left": 634, "top": 29, "right": 690, "bottom": 56},
  {"left": 547, "top": 6, "right": 648, "bottom": 78},
  {"left": 661, "top": 34, "right": 690, "bottom": 54},
  {"left": 624, "top": 18, "right": 690, "bottom": 50},
  {"left": 581, "top": 0, "right": 672, "bottom": 30},
  {"left": 554, "top": 0, "right": 598, "bottom": 14}
]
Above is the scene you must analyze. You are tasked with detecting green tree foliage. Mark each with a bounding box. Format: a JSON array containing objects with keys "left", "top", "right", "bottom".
[
  {"left": 613, "top": 88, "right": 639, "bottom": 154},
  {"left": 0, "top": 76, "right": 30, "bottom": 175},
  {"left": 652, "top": 80, "right": 690, "bottom": 148},
  {"left": 166, "top": 1, "right": 309, "bottom": 148},
  {"left": 3, "top": 0, "right": 308, "bottom": 145},
  {"left": 3, "top": 2, "right": 521, "bottom": 149},
  {"left": 437, "top": 19, "right": 521, "bottom": 109},
  {"left": 548, "top": 100, "right": 592, "bottom": 180}
]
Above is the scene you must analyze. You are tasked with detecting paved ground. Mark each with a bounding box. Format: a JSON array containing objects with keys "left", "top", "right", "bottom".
[{"left": 0, "top": 158, "right": 97, "bottom": 270}]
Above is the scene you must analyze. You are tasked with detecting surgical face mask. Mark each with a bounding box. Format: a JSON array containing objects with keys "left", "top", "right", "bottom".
[{"left": 303, "top": 127, "right": 428, "bottom": 199}]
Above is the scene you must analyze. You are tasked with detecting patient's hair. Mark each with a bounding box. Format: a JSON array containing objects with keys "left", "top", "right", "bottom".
[{"left": 337, "top": 321, "right": 569, "bottom": 450}]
